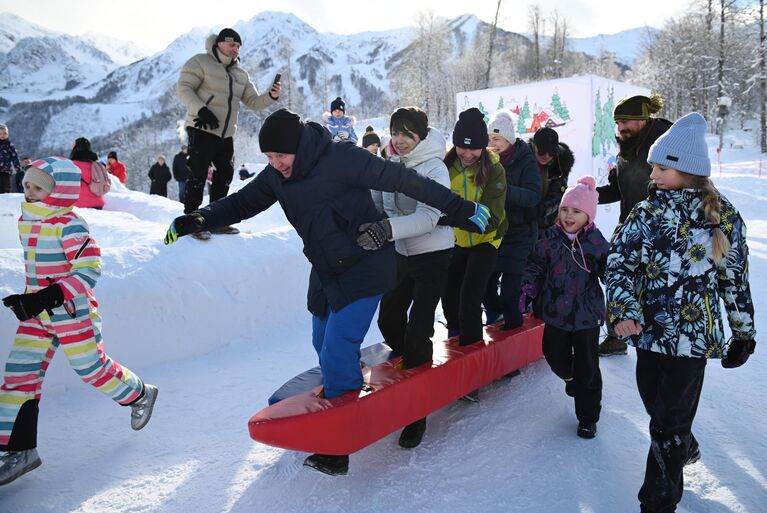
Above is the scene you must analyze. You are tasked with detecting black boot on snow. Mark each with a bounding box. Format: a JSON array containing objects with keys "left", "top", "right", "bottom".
[
  {"left": 398, "top": 418, "right": 427, "bottom": 449},
  {"left": 685, "top": 439, "right": 701, "bottom": 466},
  {"left": 303, "top": 453, "right": 349, "bottom": 476},
  {"left": 577, "top": 422, "right": 598, "bottom": 439}
]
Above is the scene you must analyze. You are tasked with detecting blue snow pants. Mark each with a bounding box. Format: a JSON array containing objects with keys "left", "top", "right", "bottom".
[{"left": 311, "top": 294, "right": 382, "bottom": 398}]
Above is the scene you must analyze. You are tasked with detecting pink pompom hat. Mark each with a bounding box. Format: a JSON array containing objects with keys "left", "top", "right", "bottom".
[{"left": 560, "top": 175, "right": 599, "bottom": 223}]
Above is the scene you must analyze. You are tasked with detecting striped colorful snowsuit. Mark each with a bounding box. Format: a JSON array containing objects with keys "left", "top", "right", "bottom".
[{"left": 0, "top": 157, "right": 144, "bottom": 451}]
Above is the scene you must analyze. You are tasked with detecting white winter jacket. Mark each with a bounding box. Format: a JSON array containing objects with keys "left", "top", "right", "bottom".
[{"left": 372, "top": 128, "right": 455, "bottom": 256}]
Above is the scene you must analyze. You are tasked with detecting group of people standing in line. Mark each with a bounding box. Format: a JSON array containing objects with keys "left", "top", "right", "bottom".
[{"left": 0, "top": 26, "right": 757, "bottom": 513}]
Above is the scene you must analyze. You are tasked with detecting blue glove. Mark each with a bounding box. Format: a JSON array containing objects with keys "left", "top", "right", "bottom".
[{"left": 468, "top": 202, "right": 491, "bottom": 233}]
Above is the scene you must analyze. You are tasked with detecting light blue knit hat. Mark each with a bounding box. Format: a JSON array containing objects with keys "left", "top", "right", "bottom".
[{"left": 647, "top": 112, "right": 710, "bottom": 177}]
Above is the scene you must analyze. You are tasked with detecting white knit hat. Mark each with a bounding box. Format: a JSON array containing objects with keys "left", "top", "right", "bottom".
[
  {"left": 648, "top": 112, "right": 710, "bottom": 177},
  {"left": 487, "top": 109, "right": 516, "bottom": 144}
]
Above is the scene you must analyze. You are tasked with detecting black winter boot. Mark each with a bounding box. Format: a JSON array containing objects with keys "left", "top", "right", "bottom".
[
  {"left": 398, "top": 418, "right": 427, "bottom": 449},
  {"left": 303, "top": 454, "right": 349, "bottom": 476},
  {"left": 577, "top": 421, "right": 597, "bottom": 439}
]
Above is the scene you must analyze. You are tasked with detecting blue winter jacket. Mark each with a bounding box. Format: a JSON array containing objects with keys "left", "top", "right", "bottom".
[
  {"left": 606, "top": 188, "right": 755, "bottom": 358},
  {"left": 197, "top": 121, "right": 467, "bottom": 313},
  {"left": 521, "top": 223, "right": 610, "bottom": 331}
]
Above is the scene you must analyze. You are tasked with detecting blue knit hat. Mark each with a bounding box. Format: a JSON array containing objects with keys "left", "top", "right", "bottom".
[{"left": 647, "top": 112, "right": 710, "bottom": 177}]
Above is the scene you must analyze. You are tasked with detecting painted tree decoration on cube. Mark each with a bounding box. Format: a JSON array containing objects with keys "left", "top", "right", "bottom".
[
  {"left": 497, "top": 97, "right": 505, "bottom": 110},
  {"left": 478, "top": 102, "right": 490, "bottom": 124},
  {"left": 551, "top": 91, "right": 571, "bottom": 121},
  {"left": 517, "top": 99, "right": 531, "bottom": 134},
  {"left": 592, "top": 86, "right": 617, "bottom": 157}
]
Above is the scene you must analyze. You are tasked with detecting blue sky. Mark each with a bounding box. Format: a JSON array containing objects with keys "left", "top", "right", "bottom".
[{"left": 0, "top": 0, "right": 690, "bottom": 52}]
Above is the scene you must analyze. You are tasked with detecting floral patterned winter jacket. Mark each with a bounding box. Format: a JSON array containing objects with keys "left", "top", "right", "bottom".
[{"left": 606, "top": 188, "right": 755, "bottom": 359}]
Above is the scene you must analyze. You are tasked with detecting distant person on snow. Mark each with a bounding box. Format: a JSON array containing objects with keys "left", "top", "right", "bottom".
[
  {"left": 148, "top": 154, "right": 172, "bottom": 197},
  {"left": 70, "top": 137, "right": 106, "bottom": 210},
  {"left": 597, "top": 93, "right": 671, "bottom": 357},
  {"left": 16, "top": 156, "right": 32, "bottom": 193},
  {"left": 172, "top": 145, "right": 190, "bottom": 203},
  {"left": 238, "top": 163, "right": 254, "bottom": 180},
  {"left": 361, "top": 126, "right": 381, "bottom": 155},
  {"left": 106, "top": 150, "right": 127, "bottom": 185},
  {"left": 606, "top": 113, "right": 755, "bottom": 513},
  {"left": 322, "top": 97, "right": 357, "bottom": 143},
  {"left": 163, "top": 108, "right": 492, "bottom": 477},
  {"left": 520, "top": 176, "right": 609, "bottom": 440},
  {"left": 0, "top": 157, "right": 158, "bottom": 487},
  {"left": 177, "top": 27, "right": 280, "bottom": 238},
  {"left": 0, "top": 124, "right": 21, "bottom": 194}
]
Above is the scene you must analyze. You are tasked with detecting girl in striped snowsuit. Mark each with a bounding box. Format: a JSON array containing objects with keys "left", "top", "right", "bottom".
[{"left": 0, "top": 157, "right": 158, "bottom": 487}]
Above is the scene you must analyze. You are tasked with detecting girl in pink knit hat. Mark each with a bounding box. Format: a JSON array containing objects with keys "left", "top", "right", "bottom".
[{"left": 520, "top": 175, "right": 610, "bottom": 439}]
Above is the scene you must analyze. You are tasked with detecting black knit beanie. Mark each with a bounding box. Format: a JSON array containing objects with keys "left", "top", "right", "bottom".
[
  {"left": 216, "top": 28, "right": 242, "bottom": 45},
  {"left": 330, "top": 97, "right": 345, "bottom": 114},
  {"left": 453, "top": 108, "right": 488, "bottom": 149},
  {"left": 259, "top": 109, "right": 303, "bottom": 154},
  {"left": 390, "top": 107, "right": 429, "bottom": 141},
  {"left": 361, "top": 126, "right": 381, "bottom": 148}
]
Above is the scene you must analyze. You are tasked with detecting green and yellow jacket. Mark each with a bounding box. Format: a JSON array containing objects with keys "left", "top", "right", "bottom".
[{"left": 447, "top": 151, "right": 507, "bottom": 249}]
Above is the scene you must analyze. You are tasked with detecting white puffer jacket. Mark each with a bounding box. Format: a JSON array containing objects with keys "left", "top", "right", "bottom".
[{"left": 372, "top": 128, "right": 455, "bottom": 256}]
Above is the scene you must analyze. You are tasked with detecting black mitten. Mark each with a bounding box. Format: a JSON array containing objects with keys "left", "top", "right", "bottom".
[
  {"left": 193, "top": 107, "right": 219, "bottom": 130},
  {"left": 3, "top": 284, "right": 65, "bottom": 321},
  {"left": 356, "top": 219, "right": 392, "bottom": 250},
  {"left": 721, "top": 339, "right": 756, "bottom": 368}
]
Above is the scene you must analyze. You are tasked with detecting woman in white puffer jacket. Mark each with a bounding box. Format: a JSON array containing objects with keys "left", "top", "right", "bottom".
[{"left": 371, "top": 106, "right": 453, "bottom": 450}]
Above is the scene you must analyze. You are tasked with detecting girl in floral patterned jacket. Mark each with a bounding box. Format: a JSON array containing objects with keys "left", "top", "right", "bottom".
[{"left": 606, "top": 112, "right": 756, "bottom": 513}]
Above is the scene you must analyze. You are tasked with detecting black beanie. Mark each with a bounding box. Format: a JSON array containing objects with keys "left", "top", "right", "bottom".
[
  {"left": 390, "top": 107, "right": 429, "bottom": 141},
  {"left": 452, "top": 108, "right": 488, "bottom": 149},
  {"left": 361, "top": 126, "right": 381, "bottom": 148},
  {"left": 330, "top": 97, "right": 345, "bottom": 114},
  {"left": 216, "top": 28, "right": 242, "bottom": 45},
  {"left": 259, "top": 109, "right": 303, "bottom": 154}
]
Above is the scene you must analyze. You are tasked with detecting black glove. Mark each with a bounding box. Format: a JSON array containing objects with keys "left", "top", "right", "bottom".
[
  {"left": 193, "top": 107, "right": 219, "bottom": 130},
  {"left": 721, "top": 339, "right": 756, "bottom": 368},
  {"left": 164, "top": 213, "right": 205, "bottom": 245},
  {"left": 3, "top": 284, "right": 65, "bottom": 321},
  {"left": 356, "top": 219, "right": 392, "bottom": 250}
]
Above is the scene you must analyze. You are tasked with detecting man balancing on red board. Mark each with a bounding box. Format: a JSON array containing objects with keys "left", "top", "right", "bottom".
[{"left": 164, "top": 108, "right": 491, "bottom": 476}]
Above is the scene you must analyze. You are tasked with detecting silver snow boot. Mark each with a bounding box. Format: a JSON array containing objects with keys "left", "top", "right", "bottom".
[
  {"left": 0, "top": 448, "right": 42, "bottom": 486},
  {"left": 130, "top": 384, "right": 158, "bottom": 430}
]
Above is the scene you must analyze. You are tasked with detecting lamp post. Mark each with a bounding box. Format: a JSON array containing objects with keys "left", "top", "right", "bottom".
[{"left": 717, "top": 96, "right": 731, "bottom": 151}]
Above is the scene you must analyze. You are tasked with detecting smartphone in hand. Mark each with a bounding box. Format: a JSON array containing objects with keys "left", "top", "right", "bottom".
[{"left": 273, "top": 73, "right": 282, "bottom": 86}]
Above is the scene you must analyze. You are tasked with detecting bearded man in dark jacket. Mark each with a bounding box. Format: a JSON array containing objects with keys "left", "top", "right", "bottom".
[{"left": 596, "top": 93, "right": 672, "bottom": 356}]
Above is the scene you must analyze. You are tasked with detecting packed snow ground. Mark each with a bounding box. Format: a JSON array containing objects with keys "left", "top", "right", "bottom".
[{"left": 0, "top": 135, "right": 766, "bottom": 513}]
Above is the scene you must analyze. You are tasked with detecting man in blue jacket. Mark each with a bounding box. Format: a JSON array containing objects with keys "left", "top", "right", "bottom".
[{"left": 164, "top": 109, "right": 490, "bottom": 476}]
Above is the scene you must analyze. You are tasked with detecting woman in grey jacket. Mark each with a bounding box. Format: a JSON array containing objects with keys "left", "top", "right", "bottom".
[{"left": 369, "top": 107, "right": 453, "bottom": 449}]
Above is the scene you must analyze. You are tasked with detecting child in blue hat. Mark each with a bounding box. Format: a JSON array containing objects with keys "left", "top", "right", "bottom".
[{"left": 606, "top": 112, "right": 756, "bottom": 513}]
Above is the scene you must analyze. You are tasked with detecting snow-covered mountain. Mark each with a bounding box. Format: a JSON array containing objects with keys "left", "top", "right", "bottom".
[
  {"left": 80, "top": 31, "right": 151, "bottom": 66},
  {"left": 568, "top": 26, "right": 658, "bottom": 66},
  {"left": 0, "top": 12, "right": 149, "bottom": 104},
  {"left": 0, "top": 10, "right": 647, "bottom": 161}
]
